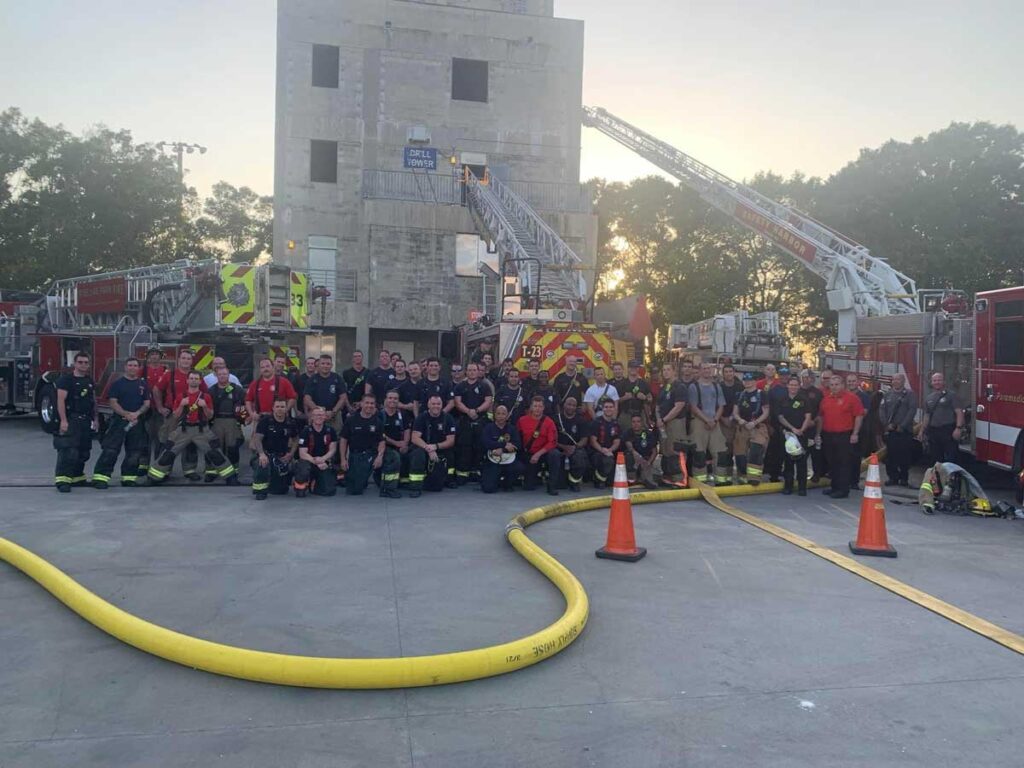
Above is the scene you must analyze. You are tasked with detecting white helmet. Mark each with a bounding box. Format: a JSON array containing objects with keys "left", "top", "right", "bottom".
[{"left": 784, "top": 431, "right": 805, "bottom": 458}]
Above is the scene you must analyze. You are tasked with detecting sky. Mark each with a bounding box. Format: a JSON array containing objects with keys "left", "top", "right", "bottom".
[{"left": 2, "top": 0, "right": 1021, "bottom": 197}]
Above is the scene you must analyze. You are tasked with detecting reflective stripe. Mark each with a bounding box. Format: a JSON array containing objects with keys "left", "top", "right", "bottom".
[
  {"left": 715, "top": 475, "right": 729, "bottom": 483},
  {"left": 205, "top": 469, "right": 219, "bottom": 477},
  {"left": 71, "top": 476, "right": 87, "bottom": 483},
  {"left": 447, "top": 467, "right": 456, "bottom": 475},
  {"left": 148, "top": 468, "right": 167, "bottom": 479},
  {"left": 409, "top": 473, "right": 426, "bottom": 482},
  {"left": 920, "top": 482, "right": 933, "bottom": 492},
  {"left": 863, "top": 484, "right": 883, "bottom": 500},
  {"left": 252, "top": 482, "right": 269, "bottom": 491},
  {"left": 612, "top": 485, "right": 629, "bottom": 500},
  {"left": 121, "top": 475, "right": 137, "bottom": 482},
  {"left": 383, "top": 473, "right": 400, "bottom": 482},
  {"left": 568, "top": 473, "right": 582, "bottom": 483},
  {"left": 748, "top": 467, "right": 763, "bottom": 476},
  {"left": 456, "top": 471, "right": 471, "bottom": 477},
  {"left": 92, "top": 474, "right": 111, "bottom": 483},
  {"left": 219, "top": 466, "right": 237, "bottom": 477},
  {"left": 55, "top": 476, "right": 73, "bottom": 484}
]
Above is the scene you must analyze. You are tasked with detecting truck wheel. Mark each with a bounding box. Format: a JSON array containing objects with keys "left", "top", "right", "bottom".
[{"left": 37, "top": 382, "right": 58, "bottom": 434}]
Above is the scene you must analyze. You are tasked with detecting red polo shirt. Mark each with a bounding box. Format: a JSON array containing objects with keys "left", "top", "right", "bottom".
[{"left": 819, "top": 389, "right": 865, "bottom": 433}]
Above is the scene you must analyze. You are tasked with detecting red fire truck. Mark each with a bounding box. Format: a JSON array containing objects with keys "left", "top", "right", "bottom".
[
  {"left": 822, "top": 286, "right": 1024, "bottom": 473},
  {"left": 0, "top": 260, "right": 311, "bottom": 429}
]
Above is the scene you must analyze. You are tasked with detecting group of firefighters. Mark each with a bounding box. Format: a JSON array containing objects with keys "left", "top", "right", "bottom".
[{"left": 53, "top": 344, "right": 967, "bottom": 501}]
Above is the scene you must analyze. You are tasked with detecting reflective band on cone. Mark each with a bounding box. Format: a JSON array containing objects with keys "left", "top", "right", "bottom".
[
  {"left": 596, "top": 452, "right": 646, "bottom": 562},
  {"left": 849, "top": 453, "right": 897, "bottom": 558}
]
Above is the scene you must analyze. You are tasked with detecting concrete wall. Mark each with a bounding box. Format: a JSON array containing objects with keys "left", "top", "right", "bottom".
[{"left": 274, "top": 0, "right": 591, "bottom": 355}]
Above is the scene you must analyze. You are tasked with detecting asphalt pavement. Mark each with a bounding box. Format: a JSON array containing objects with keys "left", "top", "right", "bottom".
[{"left": 1, "top": 417, "right": 1022, "bottom": 767}]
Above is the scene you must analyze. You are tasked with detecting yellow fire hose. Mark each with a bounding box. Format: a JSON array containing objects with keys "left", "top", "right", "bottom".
[{"left": 0, "top": 483, "right": 783, "bottom": 689}]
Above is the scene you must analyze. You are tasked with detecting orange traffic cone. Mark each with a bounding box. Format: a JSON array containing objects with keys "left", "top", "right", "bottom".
[
  {"left": 849, "top": 454, "right": 897, "bottom": 558},
  {"left": 596, "top": 452, "right": 647, "bottom": 562}
]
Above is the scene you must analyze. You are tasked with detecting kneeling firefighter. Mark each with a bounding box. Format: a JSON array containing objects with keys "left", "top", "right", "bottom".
[
  {"left": 251, "top": 398, "right": 298, "bottom": 500},
  {"left": 918, "top": 462, "right": 994, "bottom": 516}
]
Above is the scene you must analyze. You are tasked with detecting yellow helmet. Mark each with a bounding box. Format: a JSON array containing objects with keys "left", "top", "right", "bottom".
[{"left": 970, "top": 497, "right": 994, "bottom": 515}]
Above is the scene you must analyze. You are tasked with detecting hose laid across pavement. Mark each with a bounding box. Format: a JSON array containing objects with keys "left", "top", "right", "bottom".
[{"left": 0, "top": 483, "right": 784, "bottom": 689}]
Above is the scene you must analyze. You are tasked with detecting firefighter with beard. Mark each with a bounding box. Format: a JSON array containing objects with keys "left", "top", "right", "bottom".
[
  {"left": 251, "top": 398, "right": 298, "bottom": 500},
  {"left": 92, "top": 357, "right": 149, "bottom": 489},
  {"left": 496, "top": 366, "right": 527, "bottom": 424},
  {"left": 206, "top": 366, "right": 245, "bottom": 480},
  {"left": 453, "top": 362, "right": 492, "bottom": 484}
]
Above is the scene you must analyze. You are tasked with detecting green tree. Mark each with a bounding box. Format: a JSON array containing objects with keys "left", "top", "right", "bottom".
[
  {"left": 195, "top": 181, "right": 273, "bottom": 263},
  {"left": 0, "top": 108, "right": 204, "bottom": 290}
]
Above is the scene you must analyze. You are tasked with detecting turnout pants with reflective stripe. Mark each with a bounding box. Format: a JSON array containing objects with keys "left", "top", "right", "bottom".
[
  {"left": 376, "top": 447, "right": 402, "bottom": 493},
  {"left": 345, "top": 450, "right": 376, "bottom": 495},
  {"left": 732, "top": 423, "right": 768, "bottom": 481},
  {"left": 589, "top": 449, "right": 616, "bottom": 485},
  {"left": 659, "top": 418, "right": 688, "bottom": 481},
  {"left": 158, "top": 412, "right": 199, "bottom": 475},
  {"left": 523, "top": 449, "right": 562, "bottom": 490},
  {"left": 54, "top": 414, "right": 92, "bottom": 487},
  {"left": 560, "top": 447, "right": 589, "bottom": 486},
  {"left": 293, "top": 459, "right": 337, "bottom": 496},
  {"left": 92, "top": 415, "right": 148, "bottom": 485},
  {"left": 207, "top": 418, "right": 243, "bottom": 477},
  {"left": 148, "top": 426, "right": 235, "bottom": 482},
  {"left": 691, "top": 419, "right": 730, "bottom": 483},
  {"left": 408, "top": 447, "right": 455, "bottom": 491},
  {"left": 251, "top": 454, "right": 293, "bottom": 495},
  {"left": 455, "top": 416, "right": 486, "bottom": 479}
]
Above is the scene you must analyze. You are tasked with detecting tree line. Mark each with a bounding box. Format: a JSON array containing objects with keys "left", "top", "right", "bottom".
[
  {"left": 0, "top": 108, "right": 272, "bottom": 291},
  {"left": 592, "top": 121, "right": 1024, "bottom": 352}
]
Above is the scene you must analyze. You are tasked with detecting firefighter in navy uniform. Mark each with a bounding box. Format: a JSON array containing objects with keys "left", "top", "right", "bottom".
[
  {"left": 589, "top": 399, "right": 623, "bottom": 488},
  {"left": 293, "top": 406, "right": 339, "bottom": 497},
  {"left": 453, "top": 362, "right": 493, "bottom": 484},
  {"left": 417, "top": 357, "right": 455, "bottom": 415},
  {"left": 342, "top": 350, "right": 369, "bottom": 417},
  {"left": 92, "top": 357, "right": 150, "bottom": 489},
  {"left": 408, "top": 394, "right": 458, "bottom": 497},
  {"left": 555, "top": 397, "right": 590, "bottom": 491},
  {"left": 480, "top": 404, "right": 525, "bottom": 493},
  {"left": 207, "top": 366, "right": 245, "bottom": 481},
  {"left": 532, "top": 369, "right": 557, "bottom": 417},
  {"left": 623, "top": 414, "right": 659, "bottom": 488},
  {"left": 552, "top": 355, "right": 588, "bottom": 413},
  {"left": 54, "top": 351, "right": 97, "bottom": 492},
  {"left": 495, "top": 367, "right": 527, "bottom": 425},
  {"left": 378, "top": 390, "right": 409, "bottom": 498},
  {"left": 251, "top": 398, "right": 298, "bottom": 500},
  {"left": 339, "top": 393, "right": 386, "bottom": 496},
  {"left": 366, "top": 350, "right": 397, "bottom": 406},
  {"left": 148, "top": 371, "right": 239, "bottom": 486}
]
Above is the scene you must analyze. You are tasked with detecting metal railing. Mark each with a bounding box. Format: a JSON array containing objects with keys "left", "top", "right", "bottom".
[
  {"left": 361, "top": 170, "right": 592, "bottom": 213},
  {"left": 308, "top": 269, "right": 357, "bottom": 303}
]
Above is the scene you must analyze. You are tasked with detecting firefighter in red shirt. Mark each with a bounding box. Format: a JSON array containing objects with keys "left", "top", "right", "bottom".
[
  {"left": 148, "top": 371, "right": 239, "bottom": 485},
  {"left": 152, "top": 348, "right": 207, "bottom": 480},
  {"left": 245, "top": 358, "right": 298, "bottom": 424},
  {"left": 818, "top": 375, "right": 865, "bottom": 499},
  {"left": 517, "top": 395, "right": 560, "bottom": 495}
]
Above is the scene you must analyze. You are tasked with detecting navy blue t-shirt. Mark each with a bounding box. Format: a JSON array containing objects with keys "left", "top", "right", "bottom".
[{"left": 107, "top": 376, "right": 150, "bottom": 414}]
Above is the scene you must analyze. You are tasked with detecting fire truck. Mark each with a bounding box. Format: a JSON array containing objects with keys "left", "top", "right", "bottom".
[
  {"left": 822, "top": 286, "right": 1024, "bottom": 472},
  {"left": 461, "top": 314, "right": 634, "bottom": 378},
  {"left": 579, "top": 106, "right": 1023, "bottom": 475},
  {"left": 667, "top": 310, "right": 788, "bottom": 370},
  {"left": 0, "top": 260, "right": 311, "bottom": 430}
]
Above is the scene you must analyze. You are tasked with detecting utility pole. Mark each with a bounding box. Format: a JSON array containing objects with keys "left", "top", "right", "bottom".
[{"left": 155, "top": 141, "right": 207, "bottom": 185}]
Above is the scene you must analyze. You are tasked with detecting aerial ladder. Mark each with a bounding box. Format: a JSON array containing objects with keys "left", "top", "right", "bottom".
[
  {"left": 582, "top": 106, "right": 920, "bottom": 344},
  {"left": 464, "top": 170, "right": 587, "bottom": 314}
]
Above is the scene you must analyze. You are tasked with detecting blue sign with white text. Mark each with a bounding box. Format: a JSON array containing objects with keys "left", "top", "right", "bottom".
[{"left": 403, "top": 147, "right": 438, "bottom": 171}]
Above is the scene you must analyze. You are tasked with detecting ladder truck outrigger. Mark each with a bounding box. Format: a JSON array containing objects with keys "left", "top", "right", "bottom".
[
  {"left": 581, "top": 106, "right": 1023, "bottom": 476},
  {"left": 0, "top": 260, "right": 312, "bottom": 431}
]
